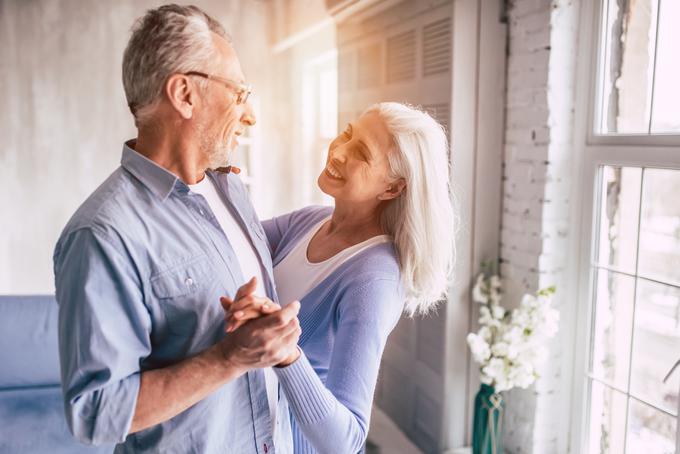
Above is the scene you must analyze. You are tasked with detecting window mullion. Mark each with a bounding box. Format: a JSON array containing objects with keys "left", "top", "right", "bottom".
[{"left": 648, "top": 0, "right": 662, "bottom": 134}]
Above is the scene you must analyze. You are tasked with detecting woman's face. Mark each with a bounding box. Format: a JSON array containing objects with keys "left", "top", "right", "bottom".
[{"left": 318, "top": 112, "right": 403, "bottom": 205}]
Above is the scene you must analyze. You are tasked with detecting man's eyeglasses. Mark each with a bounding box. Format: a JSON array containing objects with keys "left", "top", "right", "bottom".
[{"left": 184, "top": 71, "right": 252, "bottom": 105}]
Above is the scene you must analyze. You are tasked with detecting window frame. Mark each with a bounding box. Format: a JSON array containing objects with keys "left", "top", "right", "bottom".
[{"left": 569, "top": 1, "right": 680, "bottom": 453}]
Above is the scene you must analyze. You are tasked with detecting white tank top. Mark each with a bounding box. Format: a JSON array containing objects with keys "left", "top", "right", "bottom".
[{"left": 274, "top": 217, "right": 391, "bottom": 305}]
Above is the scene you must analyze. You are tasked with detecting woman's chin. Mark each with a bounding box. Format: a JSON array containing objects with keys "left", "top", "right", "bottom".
[{"left": 318, "top": 173, "right": 341, "bottom": 198}]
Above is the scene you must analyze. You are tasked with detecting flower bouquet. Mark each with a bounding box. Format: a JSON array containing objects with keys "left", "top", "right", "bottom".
[{"left": 466, "top": 268, "right": 559, "bottom": 454}]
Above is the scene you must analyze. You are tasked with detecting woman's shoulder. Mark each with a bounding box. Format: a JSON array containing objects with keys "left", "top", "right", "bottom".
[
  {"left": 271, "top": 205, "right": 333, "bottom": 261},
  {"left": 288, "top": 205, "right": 333, "bottom": 229},
  {"left": 333, "top": 244, "right": 403, "bottom": 302}
]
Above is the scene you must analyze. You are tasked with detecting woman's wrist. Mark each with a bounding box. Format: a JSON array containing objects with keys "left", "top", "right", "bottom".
[{"left": 275, "top": 346, "right": 301, "bottom": 368}]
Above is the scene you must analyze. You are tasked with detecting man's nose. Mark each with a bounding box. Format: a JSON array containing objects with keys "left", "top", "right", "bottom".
[{"left": 241, "top": 101, "right": 256, "bottom": 126}]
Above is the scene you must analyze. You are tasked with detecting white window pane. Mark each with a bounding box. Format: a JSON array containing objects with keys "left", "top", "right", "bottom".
[
  {"left": 599, "top": 0, "right": 656, "bottom": 134},
  {"left": 638, "top": 168, "right": 680, "bottom": 285},
  {"left": 626, "top": 398, "right": 676, "bottom": 453},
  {"left": 597, "top": 166, "right": 642, "bottom": 273},
  {"left": 630, "top": 278, "right": 680, "bottom": 415},
  {"left": 591, "top": 269, "right": 635, "bottom": 389},
  {"left": 650, "top": 0, "right": 680, "bottom": 133},
  {"left": 588, "top": 381, "right": 628, "bottom": 454},
  {"left": 318, "top": 68, "right": 338, "bottom": 138}
]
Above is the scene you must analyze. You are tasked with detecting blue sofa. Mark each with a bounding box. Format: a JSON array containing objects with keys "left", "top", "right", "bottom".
[{"left": 0, "top": 295, "right": 112, "bottom": 453}]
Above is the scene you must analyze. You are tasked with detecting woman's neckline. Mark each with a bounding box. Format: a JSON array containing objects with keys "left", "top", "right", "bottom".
[{"left": 305, "top": 216, "right": 390, "bottom": 265}]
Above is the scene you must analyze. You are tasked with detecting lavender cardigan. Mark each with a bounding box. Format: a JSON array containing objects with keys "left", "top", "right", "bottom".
[{"left": 266, "top": 206, "right": 404, "bottom": 454}]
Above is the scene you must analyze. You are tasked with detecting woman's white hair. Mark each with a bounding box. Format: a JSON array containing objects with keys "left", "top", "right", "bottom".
[
  {"left": 122, "top": 4, "right": 229, "bottom": 127},
  {"left": 364, "top": 102, "right": 456, "bottom": 316}
]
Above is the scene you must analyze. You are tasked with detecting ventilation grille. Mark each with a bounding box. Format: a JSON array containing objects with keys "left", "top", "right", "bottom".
[
  {"left": 423, "top": 103, "right": 451, "bottom": 133},
  {"left": 357, "top": 43, "right": 382, "bottom": 88},
  {"left": 387, "top": 30, "right": 416, "bottom": 83},
  {"left": 423, "top": 18, "right": 451, "bottom": 76}
]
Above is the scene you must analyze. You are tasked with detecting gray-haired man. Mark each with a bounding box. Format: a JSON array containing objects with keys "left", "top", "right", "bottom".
[{"left": 53, "top": 5, "right": 299, "bottom": 453}]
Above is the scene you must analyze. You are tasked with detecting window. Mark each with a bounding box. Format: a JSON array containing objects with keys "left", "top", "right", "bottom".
[
  {"left": 572, "top": 1, "right": 680, "bottom": 453},
  {"left": 596, "top": 0, "right": 680, "bottom": 134},
  {"left": 587, "top": 166, "right": 680, "bottom": 453}
]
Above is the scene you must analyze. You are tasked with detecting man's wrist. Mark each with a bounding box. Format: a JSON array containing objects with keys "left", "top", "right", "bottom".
[{"left": 208, "top": 343, "right": 247, "bottom": 378}]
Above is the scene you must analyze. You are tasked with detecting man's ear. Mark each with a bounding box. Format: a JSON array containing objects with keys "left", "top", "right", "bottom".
[
  {"left": 378, "top": 178, "right": 406, "bottom": 201},
  {"left": 165, "top": 74, "right": 197, "bottom": 120}
]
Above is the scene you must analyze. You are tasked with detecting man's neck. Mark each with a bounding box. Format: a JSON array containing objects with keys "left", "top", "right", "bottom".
[{"left": 134, "top": 127, "right": 207, "bottom": 185}]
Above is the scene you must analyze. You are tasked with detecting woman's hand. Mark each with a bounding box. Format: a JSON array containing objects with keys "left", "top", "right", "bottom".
[
  {"left": 220, "top": 277, "right": 281, "bottom": 332},
  {"left": 220, "top": 277, "right": 302, "bottom": 366}
]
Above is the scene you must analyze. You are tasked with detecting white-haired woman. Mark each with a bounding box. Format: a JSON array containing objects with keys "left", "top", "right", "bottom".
[{"left": 224, "top": 102, "right": 455, "bottom": 454}]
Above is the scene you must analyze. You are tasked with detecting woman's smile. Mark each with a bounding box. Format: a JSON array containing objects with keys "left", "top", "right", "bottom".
[{"left": 324, "top": 162, "right": 344, "bottom": 180}]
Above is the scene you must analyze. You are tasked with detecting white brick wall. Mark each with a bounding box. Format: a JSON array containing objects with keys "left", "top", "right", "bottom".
[{"left": 500, "top": 0, "right": 580, "bottom": 453}]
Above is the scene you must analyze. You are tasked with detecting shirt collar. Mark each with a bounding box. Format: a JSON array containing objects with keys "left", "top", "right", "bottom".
[{"left": 120, "top": 139, "right": 182, "bottom": 201}]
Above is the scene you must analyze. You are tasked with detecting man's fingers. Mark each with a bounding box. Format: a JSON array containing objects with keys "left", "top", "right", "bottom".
[
  {"left": 259, "top": 303, "right": 301, "bottom": 331},
  {"left": 235, "top": 276, "right": 258, "bottom": 301}
]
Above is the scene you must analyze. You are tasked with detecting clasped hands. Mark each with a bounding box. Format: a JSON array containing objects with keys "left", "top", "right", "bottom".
[{"left": 218, "top": 277, "right": 301, "bottom": 370}]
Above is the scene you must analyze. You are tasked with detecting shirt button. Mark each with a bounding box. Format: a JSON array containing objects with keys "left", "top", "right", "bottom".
[{"left": 185, "top": 277, "right": 194, "bottom": 286}]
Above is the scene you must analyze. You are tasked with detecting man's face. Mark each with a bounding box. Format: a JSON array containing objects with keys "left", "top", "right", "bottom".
[{"left": 195, "top": 33, "right": 255, "bottom": 169}]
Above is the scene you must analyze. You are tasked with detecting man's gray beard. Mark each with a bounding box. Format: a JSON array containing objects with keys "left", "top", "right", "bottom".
[{"left": 198, "top": 124, "right": 231, "bottom": 170}]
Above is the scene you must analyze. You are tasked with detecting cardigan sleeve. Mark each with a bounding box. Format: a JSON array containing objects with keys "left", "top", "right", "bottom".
[
  {"left": 274, "top": 278, "right": 403, "bottom": 454},
  {"left": 261, "top": 212, "right": 294, "bottom": 254}
]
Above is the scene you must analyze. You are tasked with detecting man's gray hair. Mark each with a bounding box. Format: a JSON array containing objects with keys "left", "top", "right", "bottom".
[{"left": 122, "top": 4, "right": 230, "bottom": 127}]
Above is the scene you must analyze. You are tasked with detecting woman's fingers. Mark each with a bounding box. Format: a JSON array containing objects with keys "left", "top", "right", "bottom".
[
  {"left": 229, "top": 295, "right": 279, "bottom": 316},
  {"left": 235, "top": 276, "right": 258, "bottom": 301},
  {"left": 225, "top": 301, "right": 281, "bottom": 332},
  {"left": 220, "top": 296, "right": 233, "bottom": 312}
]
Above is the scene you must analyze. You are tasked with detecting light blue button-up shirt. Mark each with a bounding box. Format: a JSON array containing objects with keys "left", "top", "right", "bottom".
[{"left": 53, "top": 141, "right": 292, "bottom": 454}]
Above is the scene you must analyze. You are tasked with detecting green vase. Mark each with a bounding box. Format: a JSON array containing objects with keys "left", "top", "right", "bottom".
[{"left": 472, "top": 383, "right": 505, "bottom": 454}]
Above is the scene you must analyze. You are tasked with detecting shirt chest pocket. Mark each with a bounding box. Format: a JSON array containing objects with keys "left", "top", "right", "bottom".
[{"left": 150, "top": 255, "right": 222, "bottom": 338}]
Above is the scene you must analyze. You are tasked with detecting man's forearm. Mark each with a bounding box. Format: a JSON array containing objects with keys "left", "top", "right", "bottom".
[{"left": 129, "top": 344, "right": 245, "bottom": 434}]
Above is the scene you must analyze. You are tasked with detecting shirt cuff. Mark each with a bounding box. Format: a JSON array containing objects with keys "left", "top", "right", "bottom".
[{"left": 273, "top": 349, "right": 336, "bottom": 425}]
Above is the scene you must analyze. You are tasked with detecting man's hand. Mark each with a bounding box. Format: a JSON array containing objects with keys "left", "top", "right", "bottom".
[
  {"left": 217, "top": 300, "right": 301, "bottom": 371},
  {"left": 219, "top": 276, "right": 302, "bottom": 367}
]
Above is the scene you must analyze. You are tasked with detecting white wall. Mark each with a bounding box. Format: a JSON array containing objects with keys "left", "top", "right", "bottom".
[
  {"left": 0, "top": 0, "right": 288, "bottom": 294},
  {"left": 499, "top": 0, "right": 581, "bottom": 452}
]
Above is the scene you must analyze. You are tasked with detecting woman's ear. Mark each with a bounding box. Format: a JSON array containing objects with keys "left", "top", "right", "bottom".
[
  {"left": 378, "top": 178, "right": 406, "bottom": 201},
  {"left": 165, "top": 74, "right": 197, "bottom": 120}
]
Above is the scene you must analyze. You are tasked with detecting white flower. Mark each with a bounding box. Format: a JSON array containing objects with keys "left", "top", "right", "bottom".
[
  {"left": 490, "top": 275, "right": 502, "bottom": 290},
  {"left": 491, "top": 342, "right": 509, "bottom": 358},
  {"left": 472, "top": 274, "right": 489, "bottom": 304},
  {"left": 466, "top": 273, "right": 560, "bottom": 393},
  {"left": 478, "top": 326, "right": 493, "bottom": 343},
  {"left": 467, "top": 333, "right": 491, "bottom": 363}
]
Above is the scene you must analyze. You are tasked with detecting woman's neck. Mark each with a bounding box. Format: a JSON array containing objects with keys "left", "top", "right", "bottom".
[{"left": 327, "top": 202, "right": 385, "bottom": 239}]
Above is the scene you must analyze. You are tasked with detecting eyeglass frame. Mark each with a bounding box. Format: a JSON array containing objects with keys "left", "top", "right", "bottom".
[{"left": 184, "top": 71, "right": 252, "bottom": 105}]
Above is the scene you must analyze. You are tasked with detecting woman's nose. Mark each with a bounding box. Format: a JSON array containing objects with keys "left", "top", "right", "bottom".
[{"left": 332, "top": 146, "right": 349, "bottom": 163}]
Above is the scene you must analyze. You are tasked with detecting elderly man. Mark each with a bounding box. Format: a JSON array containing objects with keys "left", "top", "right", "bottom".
[{"left": 53, "top": 5, "right": 299, "bottom": 453}]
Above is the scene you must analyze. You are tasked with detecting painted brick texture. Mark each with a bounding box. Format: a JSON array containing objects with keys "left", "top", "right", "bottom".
[{"left": 500, "top": 1, "right": 580, "bottom": 453}]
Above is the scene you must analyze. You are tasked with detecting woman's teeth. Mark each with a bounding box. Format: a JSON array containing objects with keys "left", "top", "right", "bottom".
[{"left": 325, "top": 164, "right": 342, "bottom": 179}]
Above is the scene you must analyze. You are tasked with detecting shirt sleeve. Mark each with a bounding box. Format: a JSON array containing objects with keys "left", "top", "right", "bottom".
[
  {"left": 54, "top": 227, "right": 152, "bottom": 445},
  {"left": 274, "top": 278, "right": 403, "bottom": 454}
]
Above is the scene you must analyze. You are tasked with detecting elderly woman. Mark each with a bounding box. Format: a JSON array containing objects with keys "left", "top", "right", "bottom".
[{"left": 224, "top": 102, "right": 455, "bottom": 454}]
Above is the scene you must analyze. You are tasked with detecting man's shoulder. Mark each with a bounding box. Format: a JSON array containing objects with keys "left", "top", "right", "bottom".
[{"left": 59, "top": 166, "right": 143, "bottom": 239}]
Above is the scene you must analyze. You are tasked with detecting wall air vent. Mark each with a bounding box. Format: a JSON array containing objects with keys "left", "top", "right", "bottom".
[
  {"left": 423, "top": 18, "right": 451, "bottom": 76},
  {"left": 387, "top": 29, "right": 416, "bottom": 83}
]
